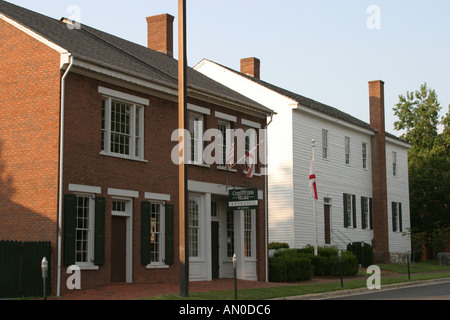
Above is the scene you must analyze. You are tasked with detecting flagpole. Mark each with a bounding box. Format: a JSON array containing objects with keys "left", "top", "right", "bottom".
[
  {"left": 312, "top": 140, "right": 318, "bottom": 256},
  {"left": 178, "top": 0, "right": 189, "bottom": 298}
]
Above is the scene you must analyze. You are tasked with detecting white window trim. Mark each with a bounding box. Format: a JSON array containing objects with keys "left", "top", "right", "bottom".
[
  {"left": 69, "top": 184, "right": 101, "bottom": 194},
  {"left": 217, "top": 120, "right": 231, "bottom": 169},
  {"left": 215, "top": 111, "right": 237, "bottom": 123},
  {"left": 108, "top": 188, "right": 139, "bottom": 198},
  {"left": 74, "top": 193, "right": 99, "bottom": 270},
  {"left": 144, "top": 192, "right": 171, "bottom": 202},
  {"left": 99, "top": 87, "right": 147, "bottom": 162},
  {"left": 189, "top": 112, "right": 204, "bottom": 165},
  {"left": 241, "top": 118, "right": 261, "bottom": 129},
  {"left": 146, "top": 201, "right": 168, "bottom": 269}
]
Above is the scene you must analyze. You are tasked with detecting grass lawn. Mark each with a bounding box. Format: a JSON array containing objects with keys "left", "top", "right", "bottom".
[{"left": 145, "top": 261, "right": 450, "bottom": 300}]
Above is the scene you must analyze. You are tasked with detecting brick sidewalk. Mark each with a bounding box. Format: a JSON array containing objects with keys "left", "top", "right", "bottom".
[{"left": 48, "top": 279, "right": 297, "bottom": 300}]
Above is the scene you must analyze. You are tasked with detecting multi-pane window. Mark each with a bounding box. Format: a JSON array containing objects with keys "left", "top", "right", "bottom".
[
  {"left": 150, "top": 203, "right": 162, "bottom": 263},
  {"left": 76, "top": 195, "right": 91, "bottom": 263},
  {"left": 392, "top": 152, "right": 397, "bottom": 176},
  {"left": 218, "top": 122, "right": 230, "bottom": 166},
  {"left": 345, "top": 137, "right": 351, "bottom": 165},
  {"left": 189, "top": 114, "right": 203, "bottom": 164},
  {"left": 362, "top": 142, "right": 368, "bottom": 169},
  {"left": 244, "top": 210, "right": 253, "bottom": 257},
  {"left": 361, "top": 197, "right": 369, "bottom": 229},
  {"left": 322, "top": 129, "right": 328, "bottom": 159},
  {"left": 392, "top": 202, "right": 403, "bottom": 232},
  {"left": 189, "top": 198, "right": 199, "bottom": 257},
  {"left": 102, "top": 98, "right": 144, "bottom": 160},
  {"left": 343, "top": 193, "right": 356, "bottom": 228}
]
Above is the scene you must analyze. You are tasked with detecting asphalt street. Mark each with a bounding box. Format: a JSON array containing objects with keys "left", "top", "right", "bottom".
[{"left": 326, "top": 281, "right": 450, "bottom": 300}]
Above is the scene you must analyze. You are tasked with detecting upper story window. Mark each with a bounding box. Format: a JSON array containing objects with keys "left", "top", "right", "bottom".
[
  {"left": 322, "top": 129, "right": 328, "bottom": 159},
  {"left": 189, "top": 113, "right": 204, "bottom": 165},
  {"left": 345, "top": 137, "right": 351, "bottom": 165},
  {"left": 218, "top": 121, "right": 231, "bottom": 167},
  {"left": 392, "top": 151, "right": 398, "bottom": 176},
  {"left": 99, "top": 87, "right": 148, "bottom": 162},
  {"left": 362, "top": 142, "right": 368, "bottom": 169}
]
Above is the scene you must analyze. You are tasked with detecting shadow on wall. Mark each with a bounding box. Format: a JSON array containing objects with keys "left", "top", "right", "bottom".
[{"left": 0, "top": 140, "right": 55, "bottom": 242}]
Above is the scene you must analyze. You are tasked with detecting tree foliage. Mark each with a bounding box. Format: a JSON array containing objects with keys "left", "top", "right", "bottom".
[{"left": 393, "top": 83, "right": 450, "bottom": 244}]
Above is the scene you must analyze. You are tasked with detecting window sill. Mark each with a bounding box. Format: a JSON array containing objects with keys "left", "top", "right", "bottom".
[
  {"left": 100, "top": 151, "right": 148, "bottom": 163},
  {"left": 76, "top": 264, "right": 99, "bottom": 271},
  {"left": 146, "top": 264, "right": 169, "bottom": 269},
  {"left": 217, "top": 166, "right": 237, "bottom": 172},
  {"left": 188, "top": 163, "right": 210, "bottom": 168}
]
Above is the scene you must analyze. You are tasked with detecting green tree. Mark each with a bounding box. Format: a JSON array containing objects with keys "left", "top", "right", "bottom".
[{"left": 394, "top": 84, "right": 450, "bottom": 256}]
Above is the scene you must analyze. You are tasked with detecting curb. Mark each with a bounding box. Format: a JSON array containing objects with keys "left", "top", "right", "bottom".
[{"left": 272, "top": 277, "right": 450, "bottom": 300}]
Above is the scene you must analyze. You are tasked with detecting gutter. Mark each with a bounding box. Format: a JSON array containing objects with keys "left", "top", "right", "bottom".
[
  {"left": 57, "top": 53, "right": 74, "bottom": 297},
  {"left": 264, "top": 112, "right": 275, "bottom": 282}
]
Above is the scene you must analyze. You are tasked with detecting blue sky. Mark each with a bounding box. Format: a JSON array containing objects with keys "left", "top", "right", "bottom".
[{"left": 6, "top": 0, "right": 450, "bottom": 134}]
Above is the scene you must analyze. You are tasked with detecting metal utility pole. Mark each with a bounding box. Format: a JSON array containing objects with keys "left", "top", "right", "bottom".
[{"left": 178, "top": 0, "right": 189, "bottom": 298}]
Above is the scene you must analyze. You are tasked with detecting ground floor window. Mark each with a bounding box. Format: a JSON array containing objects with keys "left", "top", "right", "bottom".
[
  {"left": 244, "top": 210, "right": 254, "bottom": 258},
  {"left": 189, "top": 198, "right": 200, "bottom": 257}
]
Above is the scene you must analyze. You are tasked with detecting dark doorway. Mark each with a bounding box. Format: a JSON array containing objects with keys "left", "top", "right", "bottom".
[
  {"left": 111, "top": 216, "right": 127, "bottom": 283},
  {"left": 324, "top": 204, "right": 331, "bottom": 245},
  {"left": 211, "top": 221, "right": 219, "bottom": 279}
]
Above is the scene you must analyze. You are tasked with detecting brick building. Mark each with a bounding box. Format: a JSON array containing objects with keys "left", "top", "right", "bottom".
[{"left": 0, "top": 2, "right": 273, "bottom": 296}]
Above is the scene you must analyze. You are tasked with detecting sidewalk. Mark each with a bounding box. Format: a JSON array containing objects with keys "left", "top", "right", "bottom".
[{"left": 47, "top": 271, "right": 450, "bottom": 300}]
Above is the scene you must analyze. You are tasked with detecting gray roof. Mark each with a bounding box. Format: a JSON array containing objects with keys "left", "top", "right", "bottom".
[{"left": 0, "top": 1, "right": 272, "bottom": 115}]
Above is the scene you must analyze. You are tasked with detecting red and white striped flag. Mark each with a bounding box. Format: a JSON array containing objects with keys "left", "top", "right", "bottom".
[
  {"left": 244, "top": 151, "right": 255, "bottom": 178},
  {"left": 309, "top": 158, "right": 318, "bottom": 200},
  {"left": 226, "top": 141, "right": 235, "bottom": 169}
]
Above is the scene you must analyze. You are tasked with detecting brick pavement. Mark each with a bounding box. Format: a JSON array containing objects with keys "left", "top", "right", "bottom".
[{"left": 48, "top": 279, "right": 298, "bottom": 300}]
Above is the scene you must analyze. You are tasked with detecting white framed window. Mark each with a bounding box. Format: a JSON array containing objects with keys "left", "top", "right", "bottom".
[
  {"left": 101, "top": 97, "right": 144, "bottom": 161},
  {"left": 218, "top": 121, "right": 231, "bottom": 166},
  {"left": 150, "top": 202, "right": 165, "bottom": 264},
  {"left": 244, "top": 210, "right": 255, "bottom": 258},
  {"left": 361, "top": 197, "right": 369, "bottom": 229},
  {"left": 345, "top": 137, "right": 351, "bottom": 165},
  {"left": 189, "top": 197, "right": 200, "bottom": 257},
  {"left": 75, "top": 194, "right": 95, "bottom": 266},
  {"left": 99, "top": 87, "right": 148, "bottom": 162},
  {"left": 362, "top": 142, "right": 368, "bottom": 169},
  {"left": 189, "top": 113, "right": 204, "bottom": 165},
  {"left": 322, "top": 129, "right": 328, "bottom": 159},
  {"left": 392, "top": 202, "right": 403, "bottom": 232},
  {"left": 392, "top": 151, "right": 397, "bottom": 176}
]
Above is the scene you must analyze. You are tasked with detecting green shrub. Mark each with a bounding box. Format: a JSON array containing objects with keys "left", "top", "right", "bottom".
[
  {"left": 327, "top": 251, "right": 359, "bottom": 276},
  {"left": 269, "top": 249, "right": 313, "bottom": 282},
  {"left": 268, "top": 242, "right": 290, "bottom": 250},
  {"left": 347, "top": 242, "right": 374, "bottom": 267}
]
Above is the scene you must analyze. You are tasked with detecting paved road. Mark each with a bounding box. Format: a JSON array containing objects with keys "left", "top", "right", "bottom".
[{"left": 327, "top": 281, "right": 450, "bottom": 300}]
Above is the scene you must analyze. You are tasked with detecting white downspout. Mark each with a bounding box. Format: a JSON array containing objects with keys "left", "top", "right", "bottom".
[
  {"left": 57, "top": 53, "right": 74, "bottom": 297},
  {"left": 264, "top": 113, "right": 274, "bottom": 282}
]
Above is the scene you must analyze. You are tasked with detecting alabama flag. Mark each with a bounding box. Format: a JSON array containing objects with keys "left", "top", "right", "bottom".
[{"left": 309, "top": 158, "right": 318, "bottom": 200}]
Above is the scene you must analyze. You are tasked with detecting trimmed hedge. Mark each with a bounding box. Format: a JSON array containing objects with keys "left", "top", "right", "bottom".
[
  {"left": 346, "top": 242, "right": 374, "bottom": 268},
  {"left": 269, "top": 249, "right": 313, "bottom": 282},
  {"left": 269, "top": 246, "right": 359, "bottom": 282}
]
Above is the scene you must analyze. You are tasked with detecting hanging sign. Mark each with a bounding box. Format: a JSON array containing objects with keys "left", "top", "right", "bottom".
[{"left": 228, "top": 188, "right": 258, "bottom": 210}]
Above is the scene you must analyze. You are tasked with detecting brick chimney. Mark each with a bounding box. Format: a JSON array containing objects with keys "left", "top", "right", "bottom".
[
  {"left": 241, "top": 57, "right": 260, "bottom": 79},
  {"left": 369, "top": 80, "right": 390, "bottom": 264},
  {"left": 146, "top": 14, "right": 174, "bottom": 57}
]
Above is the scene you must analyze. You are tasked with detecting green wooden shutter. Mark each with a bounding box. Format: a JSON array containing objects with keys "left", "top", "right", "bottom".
[
  {"left": 361, "top": 197, "right": 366, "bottom": 229},
  {"left": 352, "top": 195, "right": 357, "bottom": 228},
  {"left": 94, "top": 197, "right": 106, "bottom": 265},
  {"left": 141, "top": 202, "right": 151, "bottom": 265},
  {"left": 64, "top": 194, "right": 77, "bottom": 266},
  {"left": 399, "top": 203, "right": 403, "bottom": 232},
  {"left": 369, "top": 198, "right": 373, "bottom": 230},
  {"left": 343, "top": 194, "right": 349, "bottom": 228},
  {"left": 165, "top": 204, "right": 174, "bottom": 265}
]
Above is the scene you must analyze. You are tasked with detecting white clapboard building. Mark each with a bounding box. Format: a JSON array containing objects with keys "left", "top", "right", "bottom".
[{"left": 195, "top": 58, "right": 411, "bottom": 263}]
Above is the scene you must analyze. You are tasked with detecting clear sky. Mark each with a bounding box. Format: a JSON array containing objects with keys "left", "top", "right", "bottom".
[{"left": 6, "top": 0, "right": 450, "bottom": 135}]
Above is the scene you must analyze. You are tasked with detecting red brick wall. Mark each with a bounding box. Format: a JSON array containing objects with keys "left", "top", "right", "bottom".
[
  {"left": 0, "top": 19, "right": 60, "bottom": 243},
  {"left": 60, "top": 73, "right": 268, "bottom": 292}
]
